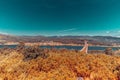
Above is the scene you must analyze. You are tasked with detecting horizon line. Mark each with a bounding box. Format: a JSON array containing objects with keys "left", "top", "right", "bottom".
[{"left": 0, "top": 33, "right": 119, "bottom": 38}]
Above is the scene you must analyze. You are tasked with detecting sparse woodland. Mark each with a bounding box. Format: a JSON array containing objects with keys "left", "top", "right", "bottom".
[{"left": 0, "top": 45, "right": 120, "bottom": 80}]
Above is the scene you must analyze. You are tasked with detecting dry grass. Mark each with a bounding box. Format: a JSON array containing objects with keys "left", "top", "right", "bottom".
[{"left": 0, "top": 47, "right": 120, "bottom": 80}]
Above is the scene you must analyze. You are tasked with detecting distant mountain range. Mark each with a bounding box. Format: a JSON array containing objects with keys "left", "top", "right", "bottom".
[{"left": 0, "top": 34, "right": 120, "bottom": 46}]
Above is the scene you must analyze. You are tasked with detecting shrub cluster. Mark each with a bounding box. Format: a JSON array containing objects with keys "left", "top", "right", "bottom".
[{"left": 22, "top": 45, "right": 49, "bottom": 61}]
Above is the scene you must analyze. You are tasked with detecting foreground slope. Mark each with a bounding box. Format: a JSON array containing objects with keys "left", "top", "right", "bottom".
[{"left": 0, "top": 49, "right": 120, "bottom": 80}]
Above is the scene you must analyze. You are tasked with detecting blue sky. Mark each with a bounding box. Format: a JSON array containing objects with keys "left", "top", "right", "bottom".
[{"left": 0, "top": 0, "right": 120, "bottom": 36}]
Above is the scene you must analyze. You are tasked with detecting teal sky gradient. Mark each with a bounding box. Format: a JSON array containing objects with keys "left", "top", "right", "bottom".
[{"left": 0, "top": 0, "right": 120, "bottom": 36}]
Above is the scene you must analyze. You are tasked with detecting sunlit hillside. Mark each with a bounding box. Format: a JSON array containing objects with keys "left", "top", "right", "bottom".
[{"left": 0, "top": 47, "right": 120, "bottom": 80}]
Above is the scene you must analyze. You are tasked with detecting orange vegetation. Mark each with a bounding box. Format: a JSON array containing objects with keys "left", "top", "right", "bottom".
[{"left": 0, "top": 48, "right": 120, "bottom": 80}]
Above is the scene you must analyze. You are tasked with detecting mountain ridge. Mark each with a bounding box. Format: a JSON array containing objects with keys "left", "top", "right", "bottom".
[{"left": 0, "top": 34, "right": 120, "bottom": 46}]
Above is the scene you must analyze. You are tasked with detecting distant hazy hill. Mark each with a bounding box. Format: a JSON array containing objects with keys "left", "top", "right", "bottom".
[{"left": 0, "top": 34, "right": 120, "bottom": 46}]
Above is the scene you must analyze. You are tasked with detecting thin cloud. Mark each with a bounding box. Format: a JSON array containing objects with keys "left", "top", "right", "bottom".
[
  {"left": 106, "top": 31, "right": 110, "bottom": 34},
  {"left": 0, "top": 31, "right": 9, "bottom": 35},
  {"left": 58, "top": 28, "right": 77, "bottom": 33}
]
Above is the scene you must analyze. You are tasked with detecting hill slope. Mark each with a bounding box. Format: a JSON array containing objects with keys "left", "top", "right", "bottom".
[{"left": 0, "top": 49, "right": 120, "bottom": 80}]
